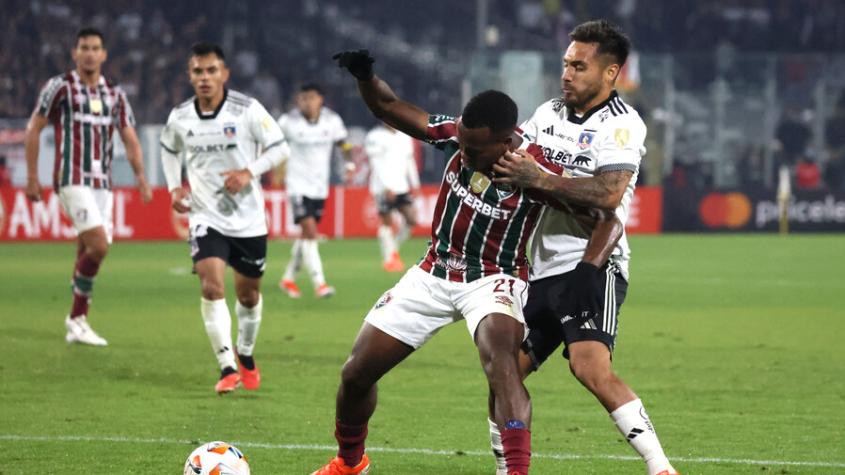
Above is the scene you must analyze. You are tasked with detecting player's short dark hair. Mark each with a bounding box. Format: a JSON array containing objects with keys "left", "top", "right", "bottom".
[
  {"left": 570, "top": 20, "right": 631, "bottom": 66},
  {"left": 461, "top": 90, "right": 518, "bottom": 135},
  {"left": 76, "top": 27, "right": 105, "bottom": 47},
  {"left": 190, "top": 42, "right": 225, "bottom": 61},
  {"left": 300, "top": 83, "right": 323, "bottom": 95}
]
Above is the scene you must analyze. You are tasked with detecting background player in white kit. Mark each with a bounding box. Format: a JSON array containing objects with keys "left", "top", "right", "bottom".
[
  {"left": 364, "top": 123, "right": 420, "bottom": 272},
  {"left": 277, "top": 83, "right": 353, "bottom": 298},
  {"left": 490, "top": 20, "right": 679, "bottom": 475},
  {"left": 160, "top": 43, "right": 289, "bottom": 394}
]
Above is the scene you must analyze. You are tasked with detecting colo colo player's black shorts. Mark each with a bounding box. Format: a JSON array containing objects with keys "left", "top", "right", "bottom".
[
  {"left": 189, "top": 225, "right": 267, "bottom": 278},
  {"left": 376, "top": 192, "right": 414, "bottom": 216},
  {"left": 289, "top": 195, "right": 325, "bottom": 224},
  {"left": 521, "top": 260, "right": 628, "bottom": 369}
]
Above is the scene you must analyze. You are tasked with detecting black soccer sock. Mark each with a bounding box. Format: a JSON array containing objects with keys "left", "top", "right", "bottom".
[
  {"left": 238, "top": 354, "right": 255, "bottom": 371},
  {"left": 221, "top": 366, "right": 238, "bottom": 378}
]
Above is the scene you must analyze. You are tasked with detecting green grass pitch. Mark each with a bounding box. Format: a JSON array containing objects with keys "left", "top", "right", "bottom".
[{"left": 1, "top": 235, "right": 844, "bottom": 474}]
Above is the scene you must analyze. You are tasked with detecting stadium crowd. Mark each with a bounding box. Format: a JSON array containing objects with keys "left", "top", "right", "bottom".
[{"left": 2, "top": 0, "right": 844, "bottom": 190}]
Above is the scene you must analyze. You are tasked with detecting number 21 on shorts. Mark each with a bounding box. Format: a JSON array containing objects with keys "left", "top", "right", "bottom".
[{"left": 493, "top": 278, "right": 516, "bottom": 296}]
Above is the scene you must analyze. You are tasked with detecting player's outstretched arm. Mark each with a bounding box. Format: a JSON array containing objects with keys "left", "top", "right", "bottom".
[
  {"left": 493, "top": 151, "right": 632, "bottom": 211},
  {"left": 119, "top": 126, "right": 153, "bottom": 203},
  {"left": 333, "top": 50, "right": 429, "bottom": 140},
  {"left": 23, "top": 112, "right": 49, "bottom": 202}
]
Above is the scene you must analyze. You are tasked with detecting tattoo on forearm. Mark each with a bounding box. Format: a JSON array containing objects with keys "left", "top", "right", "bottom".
[{"left": 547, "top": 170, "right": 632, "bottom": 209}]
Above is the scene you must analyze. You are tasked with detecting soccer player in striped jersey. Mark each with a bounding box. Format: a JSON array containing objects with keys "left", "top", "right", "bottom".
[
  {"left": 490, "top": 21, "right": 679, "bottom": 475},
  {"left": 364, "top": 123, "right": 420, "bottom": 271},
  {"left": 160, "top": 43, "right": 289, "bottom": 394},
  {"left": 308, "top": 50, "right": 621, "bottom": 475},
  {"left": 24, "top": 27, "right": 152, "bottom": 347}
]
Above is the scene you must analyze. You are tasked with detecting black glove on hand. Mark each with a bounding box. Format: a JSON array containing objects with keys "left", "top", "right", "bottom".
[
  {"left": 332, "top": 49, "right": 375, "bottom": 81},
  {"left": 563, "top": 261, "right": 603, "bottom": 322}
]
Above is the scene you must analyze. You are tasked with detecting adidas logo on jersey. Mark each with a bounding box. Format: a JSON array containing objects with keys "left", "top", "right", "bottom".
[
  {"left": 186, "top": 129, "right": 194, "bottom": 137},
  {"left": 542, "top": 126, "right": 555, "bottom": 135}
]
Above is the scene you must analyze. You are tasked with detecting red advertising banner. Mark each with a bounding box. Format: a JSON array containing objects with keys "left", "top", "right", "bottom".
[
  {"left": 625, "top": 186, "right": 662, "bottom": 234},
  {"left": 0, "top": 185, "right": 662, "bottom": 241}
]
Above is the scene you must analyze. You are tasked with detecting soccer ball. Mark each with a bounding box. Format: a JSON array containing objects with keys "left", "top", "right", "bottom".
[{"left": 183, "top": 441, "right": 251, "bottom": 475}]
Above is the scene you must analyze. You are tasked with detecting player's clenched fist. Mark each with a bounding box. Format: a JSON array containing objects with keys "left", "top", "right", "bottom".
[
  {"left": 332, "top": 49, "right": 375, "bottom": 81},
  {"left": 170, "top": 187, "right": 192, "bottom": 213}
]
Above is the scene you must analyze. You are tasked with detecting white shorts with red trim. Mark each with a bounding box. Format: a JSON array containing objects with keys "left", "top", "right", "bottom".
[
  {"left": 364, "top": 266, "right": 529, "bottom": 349},
  {"left": 58, "top": 185, "right": 113, "bottom": 243}
]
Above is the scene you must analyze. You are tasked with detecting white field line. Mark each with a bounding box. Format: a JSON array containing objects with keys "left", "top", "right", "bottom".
[{"left": 1, "top": 434, "right": 844, "bottom": 469}]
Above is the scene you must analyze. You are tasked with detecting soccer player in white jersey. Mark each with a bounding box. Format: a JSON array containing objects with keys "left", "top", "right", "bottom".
[
  {"left": 24, "top": 27, "right": 152, "bottom": 346},
  {"left": 364, "top": 123, "right": 420, "bottom": 271},
  {"left": 491, "top": 20, "right": 679, "bottom": 475},
  {"left": 160, "top": 43, "right": 289, "bottom": 394},
  {"left": 277, "top": 83, "right": 353, "bottom": 298}
]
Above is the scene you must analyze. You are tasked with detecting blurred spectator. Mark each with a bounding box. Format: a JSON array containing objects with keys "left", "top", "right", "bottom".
[
  {"left": 795, "top": 158, "right": 821, "bottom": 189},
  {"left": 775, "top": 108, "right": 811, "bottom": 165},
  {"left": 824, "top": 154, "right": 845, "bottom": 191}
]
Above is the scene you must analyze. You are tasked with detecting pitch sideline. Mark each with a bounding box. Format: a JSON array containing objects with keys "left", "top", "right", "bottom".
[{"left": 2, "top": 433, "right": 844, "bottom": 469}]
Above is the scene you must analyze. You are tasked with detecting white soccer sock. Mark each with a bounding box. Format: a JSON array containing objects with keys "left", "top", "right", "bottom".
[
  {"left": 200, "top": 297, "right": 236, "bottom": 371},
  {"left": 283, "top": 239, "right": 303, "bottom": 282},
  {"left": 610, "top": 398, "right": 676, "bottom": 475},
  {"left": 488, "top": 418, "right": 508, "bottom": 474},
  {"left": 396, "top": 221, "right": 411, "bottom": 244},
  {"left": 301, "top": 239, "right": 326, "bottom": 286},
  {"left": 236, "top": 294, "right": 263, "bottom": 357},
  {"left": 377, "top": 224, "right": 396, "bottom": 262}
]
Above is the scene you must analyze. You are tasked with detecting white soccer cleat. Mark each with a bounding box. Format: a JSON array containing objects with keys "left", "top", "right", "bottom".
[
  {"left": 65, "top": 315, "right": 108, "bottom": 346},
  {"left": 315, "top": 283, "right": 336, "bottom": 298}
]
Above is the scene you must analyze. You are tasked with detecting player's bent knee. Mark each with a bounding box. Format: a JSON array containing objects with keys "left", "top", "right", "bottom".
[
  {"left": 200, "top": 281, "right": 225, "bottom": 301},
  {"left": 340, "top": 361, "right": 376, "bottom": 395},
  {"left": 568, "top": 355, "right": 614, "bottom": 392}
]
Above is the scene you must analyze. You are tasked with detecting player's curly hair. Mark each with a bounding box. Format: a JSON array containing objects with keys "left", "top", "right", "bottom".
[
  {"left": 570, "top": 20, "right": 631, "bottom": 66},
  {"left": 461, "top": 90, "right": 517, "bottom": 135}
]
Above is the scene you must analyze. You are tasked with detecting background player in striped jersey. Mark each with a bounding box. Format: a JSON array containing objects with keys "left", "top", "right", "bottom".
[
  {"left": 490, "top": 20, "right": 679, "bottom": 475},
  {"left": 160, "top": 43, "right": 289, "bottom": 394},
  {"left": 364, "top": 123, "right": 420, "bottom": 271},
  {"left": 308, "top": 50, "right": 621, "bottom": 475},
  {"left": 277, "top": 83, "right": 354, "bottom": 299},
  {"left": 24, "top": 27, "right": 152, "bottom": 347}
]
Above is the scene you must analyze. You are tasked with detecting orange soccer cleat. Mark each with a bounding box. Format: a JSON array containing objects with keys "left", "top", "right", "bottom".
[
  {"left": 655, "top": 471, "right": 681, "bottom": 475},
  {"left": 214, "top": 372, "right": 241, "bottom": 395},
  {"left": 382, "top": 251, "right": 405, "bottom": 272},
  {"left": 237, "top": 357, "right": 261, "bottom": 390},
  {"left": 279, "top": 279, "right": 302, "bottom": 298},
  {"left": 310, "top": 455, "right": 370, "bottom": 475}
]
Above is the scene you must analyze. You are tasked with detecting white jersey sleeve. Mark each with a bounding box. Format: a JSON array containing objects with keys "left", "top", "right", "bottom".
[
  {"left": 331, "top": 112, "right": 348, "bottom": 143},
  {"left": 160, "top": 109, "right": 185, "bottom": 192},
  {"left": 245, "top": 101, "right": 289, "bottom": 177},
  {"left": 248, "top": 100, "right": 285, "bottom": 149},
  {"left": 593, "top": 116, "right": 646, "bottom": 174}
]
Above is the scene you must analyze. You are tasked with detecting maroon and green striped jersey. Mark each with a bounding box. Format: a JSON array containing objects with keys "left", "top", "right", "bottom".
[
  {"left": 35, "top": 70, "right": 136, "bottom": 191},
  {"left": 418, "top": 114, "right": 563, "bottom": 282}
]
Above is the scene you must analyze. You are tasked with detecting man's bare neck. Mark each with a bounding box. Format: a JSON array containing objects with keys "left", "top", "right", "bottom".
[{"left": 76, "top": 69, "right": 100, "bottom": 88}]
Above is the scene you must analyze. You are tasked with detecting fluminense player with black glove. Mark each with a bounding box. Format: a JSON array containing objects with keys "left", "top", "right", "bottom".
[
  {"left": 312, "top": 49, "right": 625, "bottom": 475},
  {"left": 489, "top": 20, "right": 680, "bottom": 475}
]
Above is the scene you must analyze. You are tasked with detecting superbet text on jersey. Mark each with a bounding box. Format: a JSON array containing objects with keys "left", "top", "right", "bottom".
[
  {"left": 160, "top": 89, "right": 286, "bottom": 237},
  {"left": 521, "top": 91, "right": 647, "bottom": 281}
]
